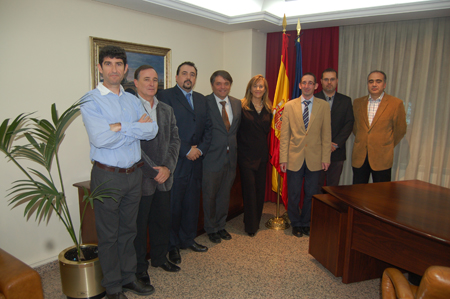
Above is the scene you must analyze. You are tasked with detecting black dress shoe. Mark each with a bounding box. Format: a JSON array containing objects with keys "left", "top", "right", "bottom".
[
  {"left": 292, "top": 226, "right": 303, "bottom": 238},
  {"left": 301, "top": 226, "right": 310, "bottom": 236},
  {"left": 106, "top": 292, "right": 128, "bottom": 299},
  {"left": 217, "top": 229, "right": 232, "bottom": 240},
  {"left": 168, "top": 248, "right": 181, "bottom": 264},
  {"left": 135, "top": 271, "right": 150, "bottom": 286},
  {"left": 182, "top": 241, "right": 208, "bottom": 252},
  {"left": 247, "top": 232, "right": 255, "bottom": 237},
  {"left": 155, "top": 261, "right": 181, "bottom": 272},
  {"left": 208, "top": 232, "right": 221, "bottom": 243},
  {"left": 122, "top": 280, "right": 155, "bottom": 296}
]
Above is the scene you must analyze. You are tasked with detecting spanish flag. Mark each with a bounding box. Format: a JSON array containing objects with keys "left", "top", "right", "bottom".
[{"left": 269, "top": 32, "right": 290, "bottom": 207}]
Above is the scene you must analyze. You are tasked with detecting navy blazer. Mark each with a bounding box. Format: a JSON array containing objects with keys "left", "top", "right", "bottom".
[
  {"left": 314, "top": 91, "right": 354, "bottom": 162},
  {"left": 157, "top": 86, "right": 212, "bottom": 179}
]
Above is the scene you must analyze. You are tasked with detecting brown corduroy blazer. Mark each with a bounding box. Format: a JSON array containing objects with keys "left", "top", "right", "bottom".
[
  {"left": 351, "top": 93, "right": 407, "bottom": 171},
  {"left": 280, "top": 96, "right": 331, "bottom": 172}
]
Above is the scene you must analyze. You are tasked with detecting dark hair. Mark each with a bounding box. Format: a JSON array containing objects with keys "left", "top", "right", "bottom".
[
  {"left": 322, "top": 68, "right": 338, "bottom": 79},
  {"left": 134, "top": 65, "right": 156, "bottom": 80},
  {"left": 176, "top": 61, "right": 197, "bottom": 76},
  {"left": 99, "top": 45, "right": 127, "bottom": 65},
  {"left": 210, "top": 70, "right": 233, "bottom": 85},
  {"left": 368, "top": 70, "right": 387, "bottom": 81},
  {"left": 301, "top": 72, "right": 317, "bottom": 84}
]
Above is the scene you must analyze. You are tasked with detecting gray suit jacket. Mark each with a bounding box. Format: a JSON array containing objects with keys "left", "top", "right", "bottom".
[
  {"left": 140, "top": 100, "right": 181, "bottom": 196},
  {"left": 202, "top": 93, "right": 241, "bottom": 172}
]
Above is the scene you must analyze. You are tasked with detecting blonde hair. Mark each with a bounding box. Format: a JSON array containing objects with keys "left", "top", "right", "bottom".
[{"left": 241, "top": 75, "right": 271, "bottom": 112}]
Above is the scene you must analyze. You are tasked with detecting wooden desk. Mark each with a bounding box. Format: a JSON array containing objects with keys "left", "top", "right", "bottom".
[
  {"left": 74, "top": 168, "right": 244, "bottom": 245},
  {"left": 312, "top": 180, "right": 450, "bottom": 283}
]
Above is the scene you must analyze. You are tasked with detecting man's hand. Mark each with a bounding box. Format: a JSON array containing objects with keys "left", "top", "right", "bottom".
[
  {"left": 280, "top": 163, "right": 287, "bottom": 173},
  {"left": 138, "top": 114, "right": 152, "bottom": 123},
  {"left": 322, "top": 162, "right": 330, "bottom": 171},
  {"left": 109, "top": 123, "right": 121, "bottom": 132},
  {"left": 187, "top": 145, "right": 201, "bottom": 161},
  {"left": 331, "top": 142, "right": 338, "bottom": 152},
  {"left": 153, "top": 166, "right": 170, "bottom": 184}
]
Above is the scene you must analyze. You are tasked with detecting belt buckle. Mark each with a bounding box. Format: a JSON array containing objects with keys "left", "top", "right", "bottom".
[{"left": 125, "top": 167, "right": 134, "bottom": 174}]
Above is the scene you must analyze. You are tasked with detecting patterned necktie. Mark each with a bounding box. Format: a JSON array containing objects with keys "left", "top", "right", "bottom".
[
  {"left": 303, "top": 100, "right": 311, "bottom": 130},
  {"left": 220, "top": 101, "right": 230, "bottom": 132},
  {"left": 186, "top": 93, "right": 193, "bottom": 109}
]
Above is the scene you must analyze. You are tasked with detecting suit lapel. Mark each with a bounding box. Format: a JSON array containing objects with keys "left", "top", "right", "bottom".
[
  {"left": 308, "top": 97, "right": 321, "bottom": 131},
  {"left": 370, "top": 95, "right": 389, "bottom": 129},
  {"left": 361, "top": 96, "right": 370, "bottom": 129},
  {"left": 208, "top": 94, "right": 227, "bottom": 131},
  {"left": 174, "top": 87, "right": 195, "bottom": 115},
  {"left": 229, "top": 98, "right": 240, "bottom": 131}
]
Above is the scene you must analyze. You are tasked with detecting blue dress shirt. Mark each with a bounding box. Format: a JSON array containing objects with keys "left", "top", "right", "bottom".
[{"left": 80, "top": 83, "right": 159, "bottom": 168}]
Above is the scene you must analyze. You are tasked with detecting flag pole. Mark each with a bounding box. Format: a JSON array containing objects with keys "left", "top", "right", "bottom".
[{"left": 266, "top": 15, "right": 290, "bottom": 231}]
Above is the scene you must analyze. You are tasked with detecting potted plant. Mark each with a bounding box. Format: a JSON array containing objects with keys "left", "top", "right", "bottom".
[{"left": 0, "top": 100, "right": 115, "bottom": 299}]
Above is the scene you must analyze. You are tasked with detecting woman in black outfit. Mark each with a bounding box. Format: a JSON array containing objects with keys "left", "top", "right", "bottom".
[{"left": 237, "top": 75, "right": 272, "bottom": 237}]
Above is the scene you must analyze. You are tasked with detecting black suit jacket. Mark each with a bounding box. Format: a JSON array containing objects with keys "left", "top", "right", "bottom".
[
  {"left": 314, "top": 91, "right": 354, "bottom": 162},
  {"left": 237, "top": 103, "right": 271, "bottom": 170},
  {"left": 157, "top": 85, "right": 212, "bottom": 179}
]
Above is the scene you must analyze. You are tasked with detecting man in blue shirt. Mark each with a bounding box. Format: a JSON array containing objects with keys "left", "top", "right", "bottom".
[{"left": 80, "top": 46, "right": 158, "bottom": 299}]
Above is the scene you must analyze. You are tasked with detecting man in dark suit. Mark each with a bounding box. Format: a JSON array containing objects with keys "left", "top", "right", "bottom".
[
  {"left": 314, "top": 68, "right": 354, "bottom": 191},
  {"left": 133, "top": 65, "right": 181, "bottom": 290},
  {"left": 280, "top": 73, "right": 331, "bottom": 238},
  {"left": 202, "top": 70, "right": 241, "bottom": 244},
  {"left": 157, "top": 62, "right": 212, "bottom": 265}
]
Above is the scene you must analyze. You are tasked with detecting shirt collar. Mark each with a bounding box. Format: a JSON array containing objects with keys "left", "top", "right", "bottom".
[
  {"left": 301, "top": 95, "right": 314, "bottom": 104},
  {"left": 137, "top": 93, "right": 158, "bottom": 110},
  {"left": 176, "top": 84, "right": 193, "bottom": 98},
  {"left": 214, "top": 94, "right": 229, "bottom": 105},
  {"left": 97, "top": 82, "right": 125, "bottom": 96},
  {"left": 369, "top": 92, "right": 385, "bottom": 102}
]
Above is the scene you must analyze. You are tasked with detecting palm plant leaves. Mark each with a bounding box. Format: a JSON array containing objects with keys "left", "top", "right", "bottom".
[{"left": 1, "top": 100, "right": 109, "bottom": 260}]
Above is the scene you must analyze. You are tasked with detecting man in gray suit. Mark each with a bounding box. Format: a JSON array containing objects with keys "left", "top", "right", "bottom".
[
  {"left": 133, "top": 65, "right": 181, "bottom": 289},
  {"left": 202, "top": 70, "right": 241, "bottom": 244}
]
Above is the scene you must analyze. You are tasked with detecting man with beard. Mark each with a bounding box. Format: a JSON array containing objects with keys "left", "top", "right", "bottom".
[
  {"left": 157, "top": 61, "right": 212, "bottom": 265},
  {"left": 314, "top": 68, "right": 354, "bottom": 191},
  {"left": 280, "top": 73, "right": 331, "bottom": 238},
  {"left": 352, "top": 70, "right": 406, "bottom": 184}
]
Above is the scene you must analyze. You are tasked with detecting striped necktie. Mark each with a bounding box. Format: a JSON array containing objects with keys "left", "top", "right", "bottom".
[{"left": 303, "top": 100, "right": 310, "bottom": 130}]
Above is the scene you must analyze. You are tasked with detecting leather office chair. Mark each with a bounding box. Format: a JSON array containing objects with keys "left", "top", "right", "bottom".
[{"left": 382, "top": 266, "right": 450, "bottom": 299}]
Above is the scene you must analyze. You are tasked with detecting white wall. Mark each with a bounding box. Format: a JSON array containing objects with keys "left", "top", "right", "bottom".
[{"left": 0, "top": 0, "right": 266, "bottom": 266}]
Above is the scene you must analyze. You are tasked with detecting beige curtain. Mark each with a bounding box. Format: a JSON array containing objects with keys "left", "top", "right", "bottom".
[{"left": 338, "top": 17, "right": 450, "bottom": 188}]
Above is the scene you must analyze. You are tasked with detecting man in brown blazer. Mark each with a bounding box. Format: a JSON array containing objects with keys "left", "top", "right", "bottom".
[
  {"left": 352, "top": 70, "right": 407, "bottom": 184},
  {"left": 280, "top": 73, "right": 331, "bottom": 238}
]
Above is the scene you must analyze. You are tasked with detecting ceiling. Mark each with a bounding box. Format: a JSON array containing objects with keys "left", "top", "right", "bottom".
[{"left": 95, "top": 0, "right": 450, "bottom": 32}]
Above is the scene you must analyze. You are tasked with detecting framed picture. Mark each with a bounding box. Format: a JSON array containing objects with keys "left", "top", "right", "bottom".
[{"left": 90, "top": 37, "right": 171, "bottom": 93}]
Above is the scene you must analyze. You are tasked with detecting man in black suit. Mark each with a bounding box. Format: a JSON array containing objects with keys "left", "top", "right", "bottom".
[
  {"left": 314, "top": 68, "right": 354, "bottom": 191},
  {"left": 157, "top": 62, "right": 212, "bottom": 265},
  {"left": 202, "top": 71, "right": 241, "bottom": 244}
]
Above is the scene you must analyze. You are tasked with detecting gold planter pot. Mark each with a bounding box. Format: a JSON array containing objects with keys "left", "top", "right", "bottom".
[{"left": 58, "top": 244, "right": 105, "bottom": 299}]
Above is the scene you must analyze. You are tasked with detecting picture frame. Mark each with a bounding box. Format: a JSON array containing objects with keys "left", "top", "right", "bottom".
[{"left": 90, "top": 37, "right": 171, "bottom": 93}]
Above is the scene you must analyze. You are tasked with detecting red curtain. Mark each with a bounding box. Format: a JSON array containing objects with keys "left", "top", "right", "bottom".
[{"left": 264, "top": 26, "right": 339, "bottom": 203}]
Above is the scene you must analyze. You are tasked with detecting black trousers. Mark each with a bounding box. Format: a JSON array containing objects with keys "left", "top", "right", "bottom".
[
  {"left": 169, "top": 172, "right": 201, "bottom": 250},
  {"left": 317, "top": 160, "right": 344, "bottom": 193},
  {"left": 287, "top": 162, "right": 320, "bottom": 227},
  {"left": 91, "top": 164, "right": 142, "bottom": 294},
  {"left": 239, "top": 162, "right": 267, "bottom": 234},
  {"left": 352, "top": 155, "right": 391, "bottom": 184},
  {"left": 135, "top": 190, "right": 171, "bottom": 272}
]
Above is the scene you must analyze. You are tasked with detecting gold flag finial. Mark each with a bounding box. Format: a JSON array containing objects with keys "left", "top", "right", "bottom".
[
  {"left": 282, "top": 14, "right": 287, "bottom": 33},
  {"left": 296, "top": 19, "right": 301, "bottom": 42}
]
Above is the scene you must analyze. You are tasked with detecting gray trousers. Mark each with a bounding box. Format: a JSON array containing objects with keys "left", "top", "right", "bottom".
[
  {"left": 91, "top": 164, "right": 142, "bottom": 294},
  {"left": 202, "top": 160, "right": 236, "bottom": 234}
]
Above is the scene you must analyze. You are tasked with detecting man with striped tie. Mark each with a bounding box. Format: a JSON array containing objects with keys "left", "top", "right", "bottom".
[{"left": 279, "top": 73, "right": 331, "bottom": 238}]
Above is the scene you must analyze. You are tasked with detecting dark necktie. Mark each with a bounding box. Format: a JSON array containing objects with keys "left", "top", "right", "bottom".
[
  {"left": 186, "top": 93, "right": 193, "bottom": 109},
  {"left": 220, "top": 101, "right": 230, "bottom": 132},
  {"left": 303, "top": 100, "right": 310, "bottom": 130}
]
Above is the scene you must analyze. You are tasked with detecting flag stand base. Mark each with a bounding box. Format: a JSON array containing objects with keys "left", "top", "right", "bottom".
[
  {"left": 281, "top": 212, "right": 291, "bottom": 224},
  {"left": 265, "top": 172, "right": 290, "bottom": 230},
  {"left": 265, "top": 216, "right": 290, "bottom": 230}
]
